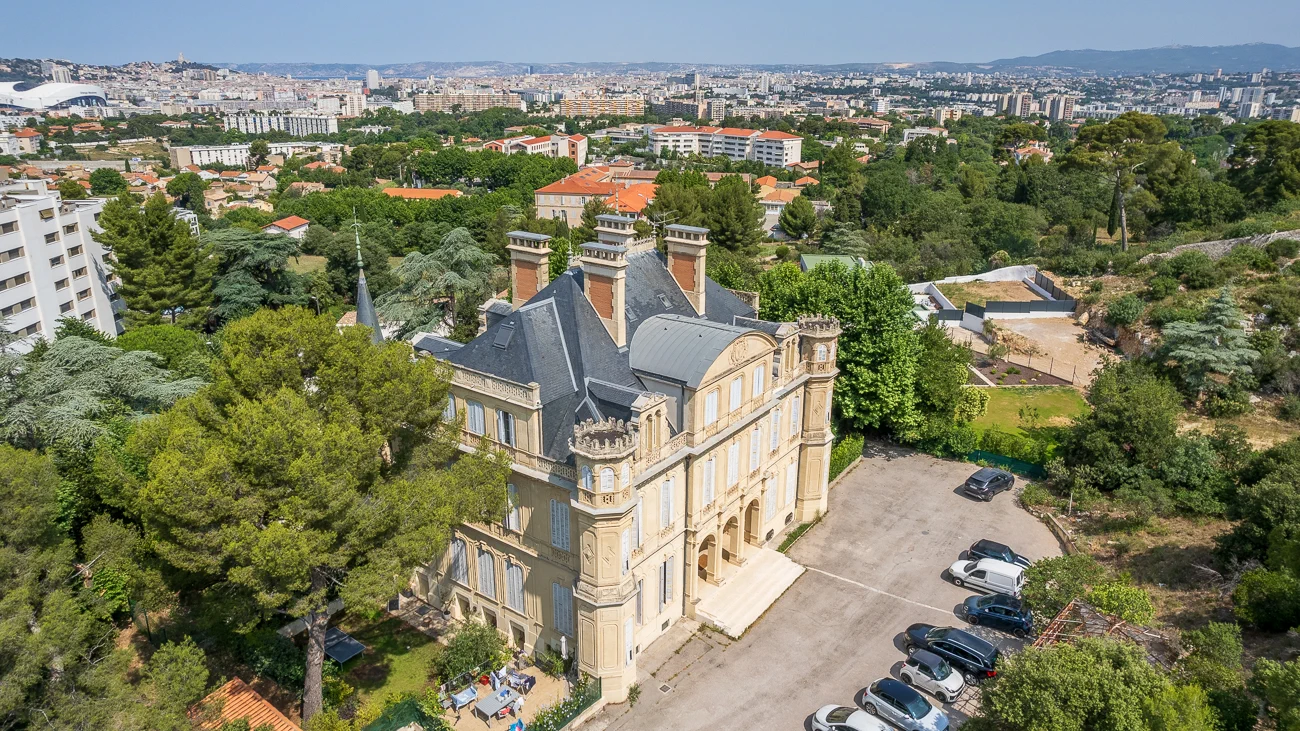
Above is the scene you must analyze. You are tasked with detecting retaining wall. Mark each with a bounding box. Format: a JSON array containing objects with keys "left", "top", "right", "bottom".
[{"left": 1138, "top": 229, "right": 1300, "bottom": 264}]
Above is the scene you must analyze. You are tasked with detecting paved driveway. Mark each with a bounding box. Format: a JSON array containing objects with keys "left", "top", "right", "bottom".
[{"left": 588, "top": 444, "right": 1063, "bottom": 731}]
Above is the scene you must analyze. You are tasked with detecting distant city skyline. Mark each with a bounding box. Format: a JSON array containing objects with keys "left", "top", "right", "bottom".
[{"left": 8, "top": 0, "right": 1300, "bottom": 67}]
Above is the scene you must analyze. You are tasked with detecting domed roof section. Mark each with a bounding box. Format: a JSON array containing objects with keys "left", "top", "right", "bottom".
[{"left": 0, "top": 82, "right": 107, "bottom": 110}]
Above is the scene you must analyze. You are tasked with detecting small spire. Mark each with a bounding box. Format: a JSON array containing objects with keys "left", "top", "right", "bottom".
[{"left": 350, "top": 209, "right": 382, "bottom": 344}]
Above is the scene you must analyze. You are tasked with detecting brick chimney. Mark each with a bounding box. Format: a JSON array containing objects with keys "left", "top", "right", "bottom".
[
  {"left": 665, "top": 224, "right": 708, "bottom": 315},
  {"left": 581, "top": 215, "right": 637, "bottom": 347},
  {"left": 506, "top": 231, "right": 552, "bottom": 309}
]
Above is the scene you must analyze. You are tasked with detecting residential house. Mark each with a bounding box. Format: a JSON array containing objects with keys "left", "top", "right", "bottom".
[{"left": 262, "top": 215, "right": 310, "bottom": 239}]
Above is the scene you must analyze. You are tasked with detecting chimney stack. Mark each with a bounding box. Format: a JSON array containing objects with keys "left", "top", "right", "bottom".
[
  {"left": 581, "top": 215, "right": 637, "bottom": 347},
  {"left": 506, "top": 231, "right": 553, "bottom": 309},
  {"left": 665, "top": 224, "right": 709, "bottom": 315}
]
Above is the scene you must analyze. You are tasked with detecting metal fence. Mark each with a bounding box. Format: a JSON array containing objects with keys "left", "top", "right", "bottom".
[
  {"left": 980, "top": 299, "right": 1077, "bottom": 314},
  {"left": 1033, "top": 271, "right": 1075, "bottom": 303},
  {"left": 987, "top": 349, "right": 1078, "bottom": 384},
  {"left": 967, "top": 450, "right": 1047, "bottom": 479}
]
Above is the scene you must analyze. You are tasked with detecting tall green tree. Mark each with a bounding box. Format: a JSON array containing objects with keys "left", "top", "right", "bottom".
[
  {"left": 58, "top": 179, "right": 88, "bottom": 200},
  {"left": 165, "top": 172, "right": 209, "bottom": 215},
  {"left": 1063, "top": 112, "right": 1168, "bottom": 250},
  {"left": 89, "top": 167, "right": 127, "bottom": 195},
  {"left": 93, "top": 193, "right": 213, "bottom": 328},
  {"left": 375, "top": 227, "right": 497, "bottom": 337},
  {"left": 249, "top": 139, "right": 270, "bottom": 167},
  {"left": 1227, "top": 120, "right": 1300, "bottom": 210},
  {"left": 1159, "top": 288, "right": 1259, "bottom": 400},
  {"left": 204, "top": 228, "right": 309, "bottom": 323},
  {"left": 1252, "top": 658, "right": 1300, "bottom": 731},
  {"left": 778, "top": 195, "right": 817, "bottom": 240},
  {"left": 127, "top": 307, "right": 512, "bottom": 721},
  {"left": 706, "top": 174, "right": 764, "bottom": 252},
  {"left": 570, "top": 197, "right": 613, "bottom": 245}
]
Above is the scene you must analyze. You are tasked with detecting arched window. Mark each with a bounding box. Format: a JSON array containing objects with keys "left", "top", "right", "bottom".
[
  {"left": 815, "top": 344, "right": 828, "bottom": 362},
  {"left": 450, "top": 538, "right": 468, "bottom": 585},
  {"left": 505, "top": 561, "right": 525, "bottom": 612},
  {"left": 581, "top": 465, "right": 593, "bottom": 492},
  {"left": 752, "top": 364, "right": 765, "bottom": 397},
  {"left": 600, "top": 467, "right": 615, "bottom": 493}
]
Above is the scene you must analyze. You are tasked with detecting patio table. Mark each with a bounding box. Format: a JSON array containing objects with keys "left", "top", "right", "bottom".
[{"left": 473, "top": 687, "right": 521, "bottom": 722}]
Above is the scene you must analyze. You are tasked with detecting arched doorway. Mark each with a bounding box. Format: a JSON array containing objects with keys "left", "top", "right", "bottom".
[
  {"left": 722, "top": 517, "right": 740, "bottom": 563},
  {"left": 697, "top": 534, "right": 717, "bottom": 583},
  {"left": 744, "top": 500, "right": 761, "bottom": 545}
]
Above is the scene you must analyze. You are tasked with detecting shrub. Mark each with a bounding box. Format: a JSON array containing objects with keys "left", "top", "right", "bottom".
[
  {"left": 435, "top": 620, "right": 509, "bottom": 684},
  {"left": 238, "top": 627, "right": 305, "bottom": 689},
  {"left": 1085, "top": 581, "right": 1155, "bottom": 624},
  {"left": 1146, "top": 275, "right": 1180, "bottom": 300},
  {"left": 1105, "top": 293, "right": 1146, "bottom": 327},
  {"left": 535, "top": 649, "right": 566, "bottom": 677},
  {"left": 979, "top": 429, "right": 1050, "bottom": 465},
  {"left": 828, "top": 434, "right": 864, "bottom": 481},
  {"left": 1160, "top": 250, "right": 1219, "bottom": 289},
  {"left": 1267, "top": 238, "right": 1300, "bottom": 260},
  {"left": 1232, "top": 568, "right": 1300, "bottom": 632},
  {"left": 1280, "top": 394, "right": 1300, "bottom": 423},
  {"left": 1223, "top": 243, "right": 1277, "bottom": 273},
  {"left": 1006, "top": 366, "right": 1021, "bottom": 375},
  {"left": 1022, "top": 554, "right": 1106, "bottom": 618},
  {"left": 1019, "top": 481, "right": 1054, "bottom": 508},
  {"left": 773, "top": 245, "right": 790, "bottom": 260},
  {"left": 1089, "top": 281, "right": 1104, "bottom": 292}
]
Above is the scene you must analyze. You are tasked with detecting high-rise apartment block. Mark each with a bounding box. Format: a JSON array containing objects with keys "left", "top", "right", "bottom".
[
  {"left": 224, "top": 113, "right": 339, "bottom": 137},
  {"left": 1046, "top": 94, "right": 1076, "bottom": 122},
  {"left": 365, "top": 69, "right": 381, "bottom": 90},
  {"left": 413, "top": 92, "right": 525, "bottom": 113},
  {"left": 650, "top": 126, "right": 802, "bottom": 166},
  {"left": 0, "top": 179, "right": 122, "bottom": 351},
  {"left": 557, "top": 98, "right": 646, "bottom": 116}
]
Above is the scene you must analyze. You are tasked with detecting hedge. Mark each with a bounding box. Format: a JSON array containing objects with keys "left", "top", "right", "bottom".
[{"left": 829, "top": 434, "right": 864, "bottom": 482}]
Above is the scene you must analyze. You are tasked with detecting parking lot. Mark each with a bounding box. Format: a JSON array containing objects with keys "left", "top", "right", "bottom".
[{"left": 588, "top": 444, "right": 1064, "bottom": 731}]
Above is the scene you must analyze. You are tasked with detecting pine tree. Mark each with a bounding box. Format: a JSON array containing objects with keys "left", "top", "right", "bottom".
[
  {"left": 93, "top": 193, "right": 213, "bottom": 328},
  {"left": 1160, "top": 287, "right": 1260, "bottom": 398},
  {"left": 778, "top": 195, "right": 817, "bottom": 240},
  {"left": 706, "top": 175, "right": 764, "bottom": 252}
]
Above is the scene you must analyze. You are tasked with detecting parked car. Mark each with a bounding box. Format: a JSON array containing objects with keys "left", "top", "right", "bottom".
[
  {"left": 962, "top": 467, "right": 1014, "bottom": 501},
  {"left": 862, "top": 678, "right": 950, "bottom": 731},
  {"left": 904, "top": 624, "right": 1001, "bottom": 682},
  {"left": 947, "top": 558, "right": 1025, "bottom": 597},
  {"left": 812, "top": 704, "right": 891, "bottom": 731},
  {"left": 964, "top": 593, "right": 1034, "bottom": 638},
  {"left": 900, "top": 648, "right": 966, "bottom": 703},
  {"left": 967, "top": 539, "right": 1031, "bottom": 568}
]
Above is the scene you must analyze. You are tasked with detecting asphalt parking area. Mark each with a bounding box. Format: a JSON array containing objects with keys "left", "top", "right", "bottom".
[{"left": 589, "top": 444, "right": 1063, "bottom": 731}]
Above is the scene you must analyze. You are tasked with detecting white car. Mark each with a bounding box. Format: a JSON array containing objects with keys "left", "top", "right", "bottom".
[
  {"left": 862, "top": 679, "right": 950, "bottom": 731},
  {"left": 812, "top": 703, "right": 891, "bottom": 731},
  {"left": 901, "top": 649, "right": 966, "bottom": 703},
  {"left": 947, "top": 557, "right": 1024, "bottom": 597}
]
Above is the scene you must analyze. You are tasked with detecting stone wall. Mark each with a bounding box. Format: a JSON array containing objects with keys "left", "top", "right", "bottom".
[{"left": 1138, "top": 229, "right": 1300, "bottom": 264}]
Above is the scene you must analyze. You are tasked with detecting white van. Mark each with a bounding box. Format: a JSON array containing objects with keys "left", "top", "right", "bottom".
[{"left": 947, "top": 558, "right": 1025, "bottom": 597}]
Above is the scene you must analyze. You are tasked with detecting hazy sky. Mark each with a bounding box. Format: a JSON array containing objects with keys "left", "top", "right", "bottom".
[{"left": 9, "top": 0, "right": 1299, "bottom": 66}]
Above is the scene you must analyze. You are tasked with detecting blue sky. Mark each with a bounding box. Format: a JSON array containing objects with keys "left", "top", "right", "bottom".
[{"left": 9, "top": 0, "right": 1299, "bottom": 66}]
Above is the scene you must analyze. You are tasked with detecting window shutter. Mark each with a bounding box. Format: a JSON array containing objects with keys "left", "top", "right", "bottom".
[
  {"left": 505, "top": 484, "right": 520, "bottom": 531},
  {"left": 727, "top": 443, "right": 740, "bottom": 486},
  {"left": 600, "top": 467, "right": 615, "bottom": 493},
  {"left": 625, "top": 617, "right": 635, "bottom": 666},
  {"left": 750, "top": 427, "right": 760, "bottom": 470},
  {"left": 664, "top": 557, "right": 673, "bottom": 604},
  {"left": 506, "top": 562, "right": 525, "bottom": 612},
  {"left": 730, "top": 377, "right": 742, "bottom": 412},
  {"left": 765, "top": 482, "right": 776, "bottom": 519},
  {"left": 478, "top": 548, "right": 496, "bottom": 599},
  {"left": 621, "top": 530, "right": 630, "bottom": 575},
  {"left": 753, "top": 365, "right": 764, "bottom": 396},
  {"left": 442, "top": 395, "right": 456, "bottom": 422},
  {"left": 770, "top": 409, "right": 781, "bottom": 450},
  {"left": 550, "top": 500, "right": 570, "bottom": 551},
  {"left": 451, "top": 538, "right": 468, "bottom": 584},
  {"left": 633, "top": 500, "right": 642, "bottom": 547},
  {"left": 660, "top": 479, "right": 673, "bottom": 530},
  {"left": 703, "top": 459, "right": 715, "bottom": 506},
  {"left": 786, "top": 461, "right": 798, "bottom": 506},
  {"left": 791, "top": 396, "right": 801, "bottom": 435}
]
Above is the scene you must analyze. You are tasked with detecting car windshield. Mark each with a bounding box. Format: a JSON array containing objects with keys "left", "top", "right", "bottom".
[
  {"left": 930, "top": 658, "right": 953, "bottom": 680},
  {"left": 902, "top": 693, "right": 933, "bottom": 719},
  {"left": 964, "top": 561, "right": 979, "bottom": 573},
  {"left": 827, "top": 707, "right": 855, "bottom": 723}
]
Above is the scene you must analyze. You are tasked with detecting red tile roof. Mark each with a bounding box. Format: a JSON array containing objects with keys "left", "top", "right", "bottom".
[
  {"left": 266, "top": 215, "right": 310, "bottom": 231},
  {"left": 14, "top": 129, "right": 41, "bottom": 138},
  {"left": 190, "top": 679, "right": 299, "bottom": 731},
  {"left": 795, "top": 176, "right": 819, "bottom": 186},
  {"left": 755, "top": 175, "right": 778, "bottom": 187},
  {"left": 605, "top": 182, "right": 657, "bottom": 214},
  {"left": 758, "top": 130, "right": 802, "bottom": 140},
  {"left": 382, "top": 187, "right": 463, "bottom": 200}
]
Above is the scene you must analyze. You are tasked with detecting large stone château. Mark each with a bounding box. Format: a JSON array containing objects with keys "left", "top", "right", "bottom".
[{"left": 411, "top": 214, "right": 841, "bottom": 702}]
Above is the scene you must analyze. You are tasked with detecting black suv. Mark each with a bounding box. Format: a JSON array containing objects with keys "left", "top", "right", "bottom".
[
  {"left": 963, "top": 467, "right": 1014, "bottom": 501},
  {"left": 904, "top": 624, "right": 1001, "bottom": 681},
  {"left": 968, "top": 539, "right": 1031, "bottom": 568}
]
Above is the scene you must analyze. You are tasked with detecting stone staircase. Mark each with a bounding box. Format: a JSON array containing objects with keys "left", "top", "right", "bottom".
[{"left": 695, "top": 547, "right": 805, "bottom": 639}]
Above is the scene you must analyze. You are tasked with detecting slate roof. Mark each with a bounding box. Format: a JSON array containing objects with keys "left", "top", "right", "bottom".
[
  {"left": 629, "top": 315, "right": 750, "bottom": 389},
  {"left": 437, "top": 248, "right": 757, "bottom": 463}
]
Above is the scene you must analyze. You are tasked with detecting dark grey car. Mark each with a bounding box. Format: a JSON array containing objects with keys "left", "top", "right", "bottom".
[{"left": 963, "top": 467, "right": 1014, "bottom": 501}]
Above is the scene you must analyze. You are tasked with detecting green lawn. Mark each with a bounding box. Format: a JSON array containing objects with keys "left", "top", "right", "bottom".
[
  {"left": 336, "top": 617, "right": 440, "bottom": 702},
  {"left": 288, "top": 255, "right": 404, "bottom": 275},
  {"left": 971, "top": 386, "right": 1089, "bottom": 438}
]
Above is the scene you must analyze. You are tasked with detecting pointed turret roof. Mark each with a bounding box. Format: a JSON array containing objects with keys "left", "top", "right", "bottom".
[{"left": 352, "top": 219, "right": 383, "bottom": 344}]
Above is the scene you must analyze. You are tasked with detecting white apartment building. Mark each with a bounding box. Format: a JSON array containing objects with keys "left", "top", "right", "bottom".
[
  {"left": 0, "top": 179, "right": 122, "bottom": 351},
  {"left": 484, "top": 133, "right": 589, "bottom": 167},
  {"left": 649, "top": 126, "right": 803, "bottom": 167},
  {"left": 224, "top": 113, "right": 339, "bottom": 137},
  {"left": 343, "top": 93, "right": 367, "bottom": 118},
  {"left": 169, "top": 142, "right": 345, "bottom": 169},
  {"left": 413, "top": 92, "right": 525, "bottom": 113}
]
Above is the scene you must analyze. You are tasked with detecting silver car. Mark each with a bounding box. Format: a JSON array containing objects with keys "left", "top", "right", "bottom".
[
  {"left": 862, "top": 678, "right": 950, "bottom": 731},
  {"left": 812, "top": 704, "right": 891, "bottom": 731},
  {"left": 900, "top": 649, "right": 966, "bottom": 703}
]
